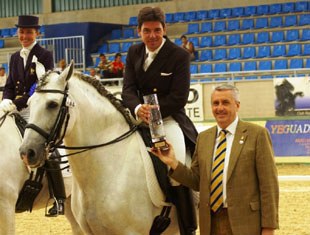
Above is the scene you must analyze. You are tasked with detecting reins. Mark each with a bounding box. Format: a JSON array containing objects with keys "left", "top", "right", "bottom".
[{"left": 0, "top": 112, "right": 8, "bottom": 127}]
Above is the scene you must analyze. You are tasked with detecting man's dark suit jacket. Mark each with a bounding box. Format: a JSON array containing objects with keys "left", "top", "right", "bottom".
[
  {"left": 3, "top": 43, "right": 54, "bottom": 111},
  {"left": 122, "top": 37, "right": 198, "bottom": 151}
]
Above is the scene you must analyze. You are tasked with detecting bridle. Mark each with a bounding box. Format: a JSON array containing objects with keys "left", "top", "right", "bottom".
[{"left": 25, "top": 81, "right": 138, "bottom": 158}]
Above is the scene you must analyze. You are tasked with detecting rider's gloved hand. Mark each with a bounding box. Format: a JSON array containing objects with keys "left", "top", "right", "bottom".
[{"left": 0, "top": 99, "right": 17, "bottom": 113}]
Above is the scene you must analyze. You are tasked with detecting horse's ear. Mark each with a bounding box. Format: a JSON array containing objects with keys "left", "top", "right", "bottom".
[
  {"left": 60, "top": 60, "right": 74, "bottom": 81},
  {"left": 32, "top": 55, "right": 46, "bottom": 79}
]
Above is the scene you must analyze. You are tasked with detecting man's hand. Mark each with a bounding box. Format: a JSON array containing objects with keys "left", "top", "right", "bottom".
[
  {"left": 262, "top": 228, "right": 275, "bottom": 235},
  {"left": 150, "top": 142, "right": 179, "bottom": 170},
  {"left": 0, "top": 99, "right": 16, "bottom": 113},
  {"left": 137, "top": 104, "right": 151, "bottom": 124}
]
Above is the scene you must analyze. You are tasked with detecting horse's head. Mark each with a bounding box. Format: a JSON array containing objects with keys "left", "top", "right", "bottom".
[{"left": 19, "top": 61, "right": 74, "bottom": 167}]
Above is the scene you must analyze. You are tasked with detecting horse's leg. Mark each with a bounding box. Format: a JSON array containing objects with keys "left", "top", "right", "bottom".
[
  {"left": 64, "top": 196, "right": 84, "bottom": 235},
  {"left": 0, "top": 193, "right": 17, "bottom": 234}
]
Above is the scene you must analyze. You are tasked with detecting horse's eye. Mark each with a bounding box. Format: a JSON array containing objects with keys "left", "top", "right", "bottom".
[{"left": 47, "top": 101, "right": 58, "bottom": 109}]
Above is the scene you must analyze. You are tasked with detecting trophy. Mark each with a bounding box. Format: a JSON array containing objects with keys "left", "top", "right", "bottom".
[{"left": 143, "top": 94, "right": 169, "bottom": 151}]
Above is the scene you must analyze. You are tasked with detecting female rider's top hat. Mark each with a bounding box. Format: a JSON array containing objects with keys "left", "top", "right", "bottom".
[{"left": 15, "top": 15, "right": 41, "bottom": 29}]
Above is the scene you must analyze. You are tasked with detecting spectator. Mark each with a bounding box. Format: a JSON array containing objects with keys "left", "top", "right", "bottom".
[
  {"left": 0, "top": 67, "right": 7, "bottom": 87},
  {"left": 110, "top": 52, "right": 125, "bottom": 78},
  {"left": 55, "top": 59, "right": 67, "bottom": 72},
  {"left": 180, "top": 35, "right": 195, "bottom": 61},
  {"left": 89, "top": 68, "right": 100, "bottom": 80},
  {"left": 97, "top": 53, "right": 111, "bottom": 78}
]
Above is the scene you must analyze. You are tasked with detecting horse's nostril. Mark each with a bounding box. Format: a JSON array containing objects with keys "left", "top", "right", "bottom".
[{"left": 27, "top": 149, "right": 36, "bottom": 162}]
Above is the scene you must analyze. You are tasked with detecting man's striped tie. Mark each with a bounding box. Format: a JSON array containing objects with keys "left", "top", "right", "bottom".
[{"left": 210, "top": 129, "right": 227, "bottom": 213}]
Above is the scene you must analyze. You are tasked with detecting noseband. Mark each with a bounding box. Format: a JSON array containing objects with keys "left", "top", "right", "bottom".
[{"left": 25, "top": 85, "right": 70, "bottom": 152}]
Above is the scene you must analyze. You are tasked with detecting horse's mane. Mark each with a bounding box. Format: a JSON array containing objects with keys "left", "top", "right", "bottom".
[
  {"left": 36, "top": 70, "right": 136, "bottom": 129},
  {"left": 74, "top": 72, "right": 137, "bottom": 129}
]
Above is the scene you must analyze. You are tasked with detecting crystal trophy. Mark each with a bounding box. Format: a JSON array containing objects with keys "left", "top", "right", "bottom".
[{"left": 143, "top": 93, "right": 169, "bottom": 151}]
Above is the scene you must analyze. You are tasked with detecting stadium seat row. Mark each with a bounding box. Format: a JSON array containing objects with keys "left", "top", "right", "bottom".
[
  {"left": 190, "top": 58, "right": 310, "bottom": 74},
  {"left": 128, "top": 1, "right": 309, "bottom": 25},
  {"left": 180, "top": 29, "right": 310, "bottom": 48},
  {"left": 187, "top": 14, "right": 310, "bottom": 34},
  {"left": 196, "top": 44, "right": 310, "bottom": 61}
]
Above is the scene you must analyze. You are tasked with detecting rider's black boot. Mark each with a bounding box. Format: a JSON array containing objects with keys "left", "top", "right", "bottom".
[
  {"left": 172, "top": 185, "right": 197, "bottom": 235},
  {"left": 45, "top": 151, "right": 66, "bottom": 217}
]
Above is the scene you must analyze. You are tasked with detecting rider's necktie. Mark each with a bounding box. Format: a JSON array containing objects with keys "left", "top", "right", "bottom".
[
  {"left": 210, "top": 129, "right": 228, "bottom": 213},
  {"left": 143, "top": 52, "right": 156, "bottom": 71},
  {"left": 20, "top": 48, "right": 30, "bottom": 68}
]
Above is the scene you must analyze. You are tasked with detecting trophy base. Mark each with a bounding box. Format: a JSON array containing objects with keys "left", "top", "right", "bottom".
[{"left": 153, "top": 140, "right": 169, "bottom": 151}]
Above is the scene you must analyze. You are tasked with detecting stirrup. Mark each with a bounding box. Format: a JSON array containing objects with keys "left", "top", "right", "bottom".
[{"left": 45, "top": 196, "right": 64, "bottom": 217}]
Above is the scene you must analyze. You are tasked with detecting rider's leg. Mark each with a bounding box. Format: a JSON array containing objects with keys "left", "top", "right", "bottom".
[
  {"left": 164, "top": 117, "right": 197, "bottom": 235},
  {"left": 45, "top": 150, "right": 66, "bottom": 217}
]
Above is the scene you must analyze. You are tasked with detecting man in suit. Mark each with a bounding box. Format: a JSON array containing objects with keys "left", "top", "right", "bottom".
[
  {"left": 0, "top": 15, "right": 66, "bottom": 217},
  {"left": 122, "top": 6, "right": 197, "bottom": 235},
  {"left": 151, "top": 84, "right": 279, "bottom": 235}
]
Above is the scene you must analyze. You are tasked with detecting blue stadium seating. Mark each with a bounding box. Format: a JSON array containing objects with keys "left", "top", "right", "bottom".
[
  {"left": 214, "top": 21, "right": 226, "bottom": 32},
  {"left": 232, "top": 7, "right": 244, "bottom": 17},
  {"left": 274, "top": 60, "right": 288, "bottom": 70},
  {"left": 284, "top": 15, "right": 297, "bottom": 27},
  {"left": 165, "top": 13, "right": 174, "bottom": 23},
  {"left": 213, "top": 35, "right": 226, "bottom": 47},
  {"left": 1, "top": 28, "right": 10, "bottom": 37},
  {"left": 174, "top": 12, "right": 185, "bottom": 22},
  {"left": 98, "top": 43, "right": 108, "bottom": 54},
  {"left": 200, "top": 36, "right": 212, "bottom": 48},
  {"left": 200, "top": 22, "right": 212, "bottom": 33},
  {"left": 111, "top": 29, "right": 122, "bottom": 40},
  {"left": 287, "top": 44, "right": 301, "bottom": 56},
  {"left": 200, "top": 64, "right": 212, "bottom": 73},
  {"left": 256, "top": 5, "right": 269, "bottom": 15},
  {"left": 255, "top": 18, "right": 268, "bottom": 29},
  {"left": 123, "top": 28, "right": 135, "bottom": 39},
  {"left": 214, "top": 48, "right": 227, "bottom": 60},
  {"left": 299, "top": 14, "right": 310, "bottom": 26},
  {"left": 190, "top": 64, "right": 198, "bottom": 74},
  {"left": 271, "top": 31, "right": 284, "bottom": 43},
  {"left": 269, "top": 3, "right": 282, "bottom": 14},
  {"left": 128, "top": 16, "right": 138, "bottom": 26},
  {"left": 306, "top": 58, "right": 310, "bottom": 68},
  {"left": 200, "top": 50, "right": 212, "bottom": 61},
  {"left": 121, "top": 42, "right": 133, "bottom": 52},
  {"left": 271, "top": 45, "right": 286, "bottom": 57},
  {"left": 189, "top": 37, "right": 199, "bottom": 48},
  {"left": 208, "top": 9, "right": 220, "bottom": 19},
  {"left": 9, "top": 28, "right": 17, "bottom": 36},
  {"left": 244, "top": 6, "right": 256, "bottom": 16},
  {"left": 301, "top": 29, "right": 310, "bottom": 41},
  {"left": 184, "top": 11, "right": 197, "bottom": 21},
  {"left": 258, "top": 60, "right": 272, "bottom": 70},
  {"left": 244, "top": 61, "right": 257, "bottom": 71},
  {"left": 197, "top": 10, "right": 208, "bottom": 21},
  {"left": 214, "top": 63, "right": 227, "bottom": 72},
  {"left": 227, "top": 34, "right": 241, "bottom": 45},
  {"left": 282, "top": 2, "right": 294, "bottom": 13},
  {"left": 229, "top": 62, "right": 242, "bottom": 72},
  {"left": 219, "top": 8, "right": 232, "bottom": 18},
  {"left": 0, "top": 40, "right": 4, "bottom": 48},
  {"left": 174, "top": 38, "right": 182, "bottom": 46},
  {"left": 286, "top": 29, "right": 299, "bottom": 41},
  {"left": 243, "top": 47, "right": 256, "bottom": 59},
  {"left": 187, "top": 23, "right": 199, "bottom": 34},
  {"left": 227, "top": 47, "right": 241, "bottom": 60},
  {"left": 227, "top": 20, "right": 240, "bottom": 31},
  {"left": 290, "top": 59, "right": 303, "bottom": 69},
  {"left": 256, "top": 31, "right": 269, "bottom": 44},
  {"left": 270, "top": 16, "right": 282, "bottom": 28},
  {"left": 241, "top": 18, "right": 254, "bottom": 30},
  {"left": 295, "top": 1, "right": 309, "bottom": 12},
  {"left": 303, "top": 44, "right": 310, "bottom": 56},
  {"left": 241, "top": 33, "right": 255, "bottom": 44},
  {"left": 257, "top": 45, "right": 271, "bottom": 58},
  {"left": 109, "top": 43, "right": 120, "bottom": 53}
]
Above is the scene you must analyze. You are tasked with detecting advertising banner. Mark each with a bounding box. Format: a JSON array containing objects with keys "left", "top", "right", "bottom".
[
  {"left": 265, "top": 120, "right": 310, "bottom": 156},
  {"left": 106, "top": 83, "right": 204, "bottom": 122},
  {"left": 274, "top": 76, "right": 310, "bottom": 116}
]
